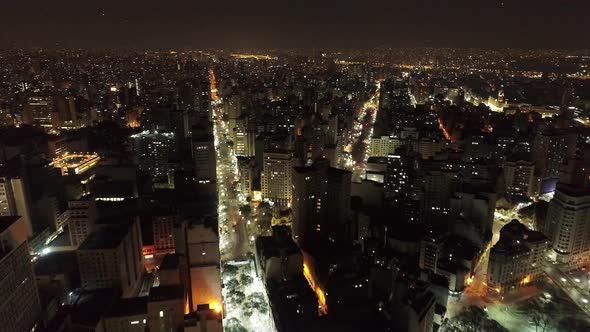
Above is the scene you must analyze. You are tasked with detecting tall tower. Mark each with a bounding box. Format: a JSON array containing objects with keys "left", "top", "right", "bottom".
[
  {"left": 292, "top": 164, "right": 327, "bottom": 244},
  {"left": 532, "top": 129, "right": 576, "bottom": 194},
  {"left": 192, "top": 131, "right": 216, "bottom": 185},
  {"left": 130, "top": 130, "right": 175, "bottom": 186},
  {"left": 0, "top": 216, "right": 42, "bottom": 332},
  {"left": 261, "top": 150, "right": 293, "bottom": 209},
  {"left": 292, "top": 161, "right": 352, "bottom": 245},
  {"left": 545, "top": 184, "right": 590, "bottom": 266}
]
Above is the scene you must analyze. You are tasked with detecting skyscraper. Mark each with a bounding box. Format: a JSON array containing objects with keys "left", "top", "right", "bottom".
[
  {"left": 261, "top": 150, "right": 293, "bottom": 209},
  {"left": 66, "top": 198, "right": 97, "bottom": 248},
  {"left": 174, "top": 221, "right": 222, "bottom": 312},
  {"left": 237, "top": 156, "right": 255, "bottom": 199},
  {"left": 532, "top": 129, "right": 576, "bottom": 194},
  {"left": 292, "top": 161, "right": 351, "bottom": 245},
  {"left": 292, "top": 165, "right": 326, "bottom": 244},
  {"left": 384, "top": 153, "right": 415, "bottom": 200},
  {"left": 502, "top": 160, "right": 535, "bottom": 199},
  {"left": 0, "top": 162, "right": 36, "bottom": 238},
  {"left": 545, "top": 184, "right": 590, "bottom": 266},
  {"left": 0, "top": 216, "right": 41, "bottom": 332},
  {"left": 191, "top": 131, "right": 216, "bottom": 185},
  {"left": 21, "top": 96, "right": 57, "bottom": 129},
  {"left": 153, "top": 215, "right": 176, "bottom": 256},
  {"left": 131, "top": 130, "right": 175, "bottom": 186},
  {"left": 77, "top": 219, "right": 144, "bottom": 297}
]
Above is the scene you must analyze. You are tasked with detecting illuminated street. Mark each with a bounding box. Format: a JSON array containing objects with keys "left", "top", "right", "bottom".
[
  {"left": 544, "top": 264, "right": 590, "bottom": 317},
  {"left": 341, "top": 83, "right": 380, "bottom": 181},
  {"left": 210, "top": 69, "right": 276, "bottom": 332}
]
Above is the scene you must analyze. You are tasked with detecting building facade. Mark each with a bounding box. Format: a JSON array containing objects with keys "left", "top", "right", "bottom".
[
  {"left": 261, "top": 151, "right": 293, "bottom": 208},
  {"left": 487, "top": 220, "right": 548, "bottom": 293},
  {"left": 0, "top": 216, "right": 42, "bottom": 332},
  {"left": 67, "top": 198, "right": 97, "bottom": 248},
  {"left": 131, "top": 130, "right": 175, "bottom": 185},
  {"left": 503, "top": 160, "right": 535, "bottom": 199},
  {"left": 77, "top": 219, "right": 144, "bottom": 297},
  {"left": 545, "top": 185, "right": 590, "bottom": 266}
]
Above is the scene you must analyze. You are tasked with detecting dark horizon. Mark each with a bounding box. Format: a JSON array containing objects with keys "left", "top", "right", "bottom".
[{"left": 2, "top": 0, "right": 589, "bottom": 50}]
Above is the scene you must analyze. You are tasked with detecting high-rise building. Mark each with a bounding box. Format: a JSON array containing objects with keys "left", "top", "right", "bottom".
[
  {"left": 532, "top": 129, "right": 576, "bottom": 194},
  {"left": 131, "top": 130, "right": 175, "bottom": 185},
  {"left": 379, "top": 79, "right": 411, "bottom": 111},
  {"left": 0, "top": 169, "right": 35, "bottom": 237},
  {"left": 325, "top": 167, "right": 352, "bottom": 241},
  {"left": 0, "top": 157, "right": 62, "bottom": 246},
  {"left": 174, "top": 221, "right": 222, "bottom": 312},
  {"left": 102, "top": 284, "right": 203, "bottom": 332},
  {"left": 77, "top": 219, "right": 143, "bottom": 297},
  {"left": 502, "top": 160, "right": 535, "bottom": 199},
  {"left": 147, "top": 285, "right": 186, "bottom": 332},
  {"left": 234, "top": 123, "right": 247, "bottom": 156},
  {"left": 419, "top": 232, "right": 443, "bottom": 273},
  {"left": 449, "top": 188, "right": 496, "bottom": 243},
  {"left": 191, "top": 125, "right": 216, "bottom": 185},
  {"left": 66, "top": 198, "right": 97, "bottom": 248},
  {"left": 292, "top": 161, "right": 351, "bottom": 245},
  {"left": 176, "top": 77, "right": 211, "bottom": 123},
  {"left": 559, "top": 158, "right": 590, "bottom": 189},
  {"left": 369, "top": 136, "right": 402, "bottom": 158},
  {"left": 545, "top": 184, "right": 590, "bottom": 266},
  {"left": 420, "top": 170, "right": 456, "bottom": 224},
  {"left": 415, "top": 138, "right": 451, "bottom": 160},
  {"left": 153, "top": 215, "right": 176, "bottom": 256},
  {"left": 261, "top": 150, "right": 293, "bottom": 208},
  {"left": 384, "top": 153, "right": 414, "bottom": 199},
  {"left": 0, "top": 216, "right": 41, "bottom": 332},
  {"left": 255, "top": 226, "right": 304, "bottom": 283},
  {"left": 237, "top": 156, "right": 255, "bottom": 199},
  {"left": 487, "top": 220, "right": 548, "bottom": 293},
  {"left": 233, "top": 119, "right": 256, "bottom": 158},
  {"left": 21, "top": 96, "right": 57, "bottom": 129},
  {"left": 292, "top": 165, "right": 326, "bottom": 244}
]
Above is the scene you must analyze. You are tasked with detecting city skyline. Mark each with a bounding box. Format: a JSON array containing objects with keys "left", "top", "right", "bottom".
[{"left": 1, "top": 3, "right": 590, "bottom": 330}]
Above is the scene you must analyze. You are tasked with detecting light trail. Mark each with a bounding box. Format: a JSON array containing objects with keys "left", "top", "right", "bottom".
[
  {"left": 303, "top": 263, "right": 328, "bottom": 316},
  {"left": 438, "top": 118, "right": 454, "bottom": 143},
  {"left": 340, "top": 82, "right": 381, "bottom": 181}
]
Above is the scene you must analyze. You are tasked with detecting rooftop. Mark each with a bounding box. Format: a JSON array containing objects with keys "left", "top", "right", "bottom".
[
  {"left": 70, "top": 289, "right": 119, "bottom": 327},
  {"left": 160, "top": 253, "right": 182, "bottom": 270},
  {"left": 34, "top": 250, "right": 78, "bottom": 277},
  {"left": 0, "top": 216, "right": 21, "bottom": 234},
  {"left": 256, "top": 226, "right": 300, "bottom": 260},
  {"left": 78, "top": 221, "right": 134, "bottom": 250},
  {"left": 149, "top": 284, "right": 184, "bottom": 302},
  {"left": 53, "top": 153, "right": 100, "bottom": 175},
  {"left": 104, "top": 297, "right": 147, "bottom": 318}
]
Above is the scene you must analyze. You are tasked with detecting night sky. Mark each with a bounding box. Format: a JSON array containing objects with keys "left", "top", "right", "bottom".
[{"left": 1, "top": 0, "right": 589, "bottom": 49}]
